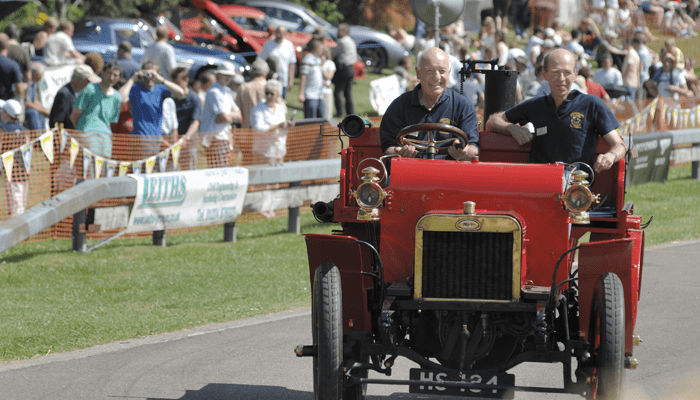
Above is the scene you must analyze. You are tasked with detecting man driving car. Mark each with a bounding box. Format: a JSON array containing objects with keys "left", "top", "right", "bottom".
[{"left": 380, "top": 47, "right": 479, "bottom": 161}]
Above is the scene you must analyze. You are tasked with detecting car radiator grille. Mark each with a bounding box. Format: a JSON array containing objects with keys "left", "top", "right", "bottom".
[{"left": 421, "top": 231, "right": 514, "bottom": 301}]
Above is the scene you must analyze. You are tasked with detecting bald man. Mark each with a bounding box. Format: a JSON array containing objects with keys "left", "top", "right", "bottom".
[
  {"left": 141, "top": 25, "right": 176, "bottom": 77},
  {"left": 380, "top": 47, "right": 479, "bottom": 161},
  {"left": 486, "top": 48, "right": 626, "bottom": 173}
]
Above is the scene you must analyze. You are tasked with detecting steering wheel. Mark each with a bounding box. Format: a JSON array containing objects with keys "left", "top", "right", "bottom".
[{"left": 396, "top": 123, "right": 468, "bottom": 159}]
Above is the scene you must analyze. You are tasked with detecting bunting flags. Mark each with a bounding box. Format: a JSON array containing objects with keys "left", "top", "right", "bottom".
[
  {"left": 20, "top": 143, "right": 32, "bottom": 174},
  {"left": 95, "top": 156, "right": 104, "bottom": 179},
  {"left": 39, "top": 131, "right": 54, "bottom": 164},
  {"left": 83, "top": 149, "right": 92, "bottom": 179},
  {"left": 106, "top": 160, "right": 118, "bottom": 178},
  {"left": 70, "top": 137, "right": 79, "bottom": 168},
  {"left": 2, "top": 151, "right": 13, "bottom": 182},
  {"left": 1, "top": 128, "right": 202, "bottom": 184},
  {"left": 171, "top": 139, "right": 182, "bottom": 170},
  {"left": 119, "top": 162, "right": 131, "bottom": 177},
  {"left": 145, "top": 156, "right": 156, "bottom": 174},
  {"left": 157, "top": 150, "right": 168, "bottom": 173}
]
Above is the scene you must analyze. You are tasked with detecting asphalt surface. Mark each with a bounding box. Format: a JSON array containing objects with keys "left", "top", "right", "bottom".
[{"left": 1, "top": 239, "right": 699, "bottom": 400}]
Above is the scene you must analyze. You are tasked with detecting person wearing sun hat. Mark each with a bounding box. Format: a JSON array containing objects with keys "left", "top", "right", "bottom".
[
  {"left": 198, "top": 61, "right": 241, "bottom": 167},
  {"left": 0, "top": 99, "right": 30, "bottom": 218}
]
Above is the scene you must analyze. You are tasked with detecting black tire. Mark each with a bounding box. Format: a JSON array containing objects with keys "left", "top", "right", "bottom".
[
  {"left": 313, "top": 262, "right": 343, "bottom": 400},
  {"left": 343, "top": 355, "right": 367, "bottom": 400},
  {"left": 358, "top": 45, "right": 387, "bottom": 73},
  {"left": 589, "top": 273, "right": 625, "bottom": 400}
]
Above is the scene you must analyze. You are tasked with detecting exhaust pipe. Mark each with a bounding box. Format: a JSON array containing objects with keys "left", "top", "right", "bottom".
[{"left": 311, "top": 200, "right": 334, "bottom": 223}]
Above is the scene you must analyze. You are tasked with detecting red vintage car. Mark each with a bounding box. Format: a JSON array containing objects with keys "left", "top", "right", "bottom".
[{"left": 296, "top": 70, "right": 645, "bottom": 399}]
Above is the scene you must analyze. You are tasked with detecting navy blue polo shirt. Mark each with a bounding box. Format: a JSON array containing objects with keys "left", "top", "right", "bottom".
[
  {"left": 380, "top": 83, "right": 479, "bottom": 159},
  {"left": 505, "top": 90, "right": 619, "bottom": 167}
]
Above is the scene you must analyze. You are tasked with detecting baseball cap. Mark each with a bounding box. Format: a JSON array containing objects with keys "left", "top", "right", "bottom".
[
  {"left": 604, "top": 29, "right": 618, "bottom": 38},
  {"left": 232, "top": 74, "right": 245, "bottom": 85},
  {"left": 3, "top": 99, "right": 22, "bottom": 119},
  {"left": 542, "top": 39, "right": 555, "bottom": 48},
  {"left": 215, "top": 61, "right": 236, "bottom": 76},
  {"left": 545, "top": 27, "right": 555, "bottom": 37},
  {"left": 73, "top": 64, "right": 100, "bottom": 83},
  {"left": 515, "top": 55, "right": 529, "bottom": 65}
]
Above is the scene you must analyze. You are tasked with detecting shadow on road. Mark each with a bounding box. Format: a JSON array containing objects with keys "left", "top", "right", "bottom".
[{"left": 145, "top": 383, "right": 486, "bottom": 400}]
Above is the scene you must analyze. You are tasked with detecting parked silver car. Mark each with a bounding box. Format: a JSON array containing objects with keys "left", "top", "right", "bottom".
[{"left": 237, "top": 0, "right": 408, "bottom": 73}]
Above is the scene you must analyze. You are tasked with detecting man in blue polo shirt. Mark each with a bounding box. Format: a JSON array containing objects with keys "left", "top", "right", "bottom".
[
  {"left": 380, "top": 47, "right": 479, "bottom": 161},
  {"left": 118, "top": 61, "right": 185, "bottom": 161},
  {"left": 486, "top": 48, "right": 627, "bottom": 173}
]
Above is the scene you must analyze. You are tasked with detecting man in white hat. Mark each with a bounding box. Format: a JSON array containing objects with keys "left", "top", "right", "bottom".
[
  {"left": 198, "top": 61, "right": 242, "bottom": 167},
  {"left": 0, "top": 99, "right": 30, "bottom": 217},
  {"left": 49, "top": 64, "right": 98, "bottom": 130}
]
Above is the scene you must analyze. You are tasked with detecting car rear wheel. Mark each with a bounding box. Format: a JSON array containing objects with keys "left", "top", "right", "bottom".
[
  {"left": 313, "top": 262, "right": 343, "bottom": 400},
  {"left": 358, "top": 44, "right": 386, "bottom": 73},
  {"left": 589, "top": 272, "right": 625, "bottom": 400}
]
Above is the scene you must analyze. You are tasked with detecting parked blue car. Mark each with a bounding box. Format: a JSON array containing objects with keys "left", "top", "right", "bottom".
[{"left": 70, "top": 17, "right": 248, "bottom": 80}]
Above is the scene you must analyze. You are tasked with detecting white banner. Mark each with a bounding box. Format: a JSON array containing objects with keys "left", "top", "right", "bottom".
[
  {"left": 126, "top": 167, "right": 249, "bottom": 233},
  {"left": 42, "top": 65, "right": 77, "bottom": 118},
  {"left": 369, "top": 74, "right": 402, "bottom": 116}
]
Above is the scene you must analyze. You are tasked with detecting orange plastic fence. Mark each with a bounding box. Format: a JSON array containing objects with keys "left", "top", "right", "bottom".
[{"left": 0, "top": 122, "right": 342, "bottom": 243}]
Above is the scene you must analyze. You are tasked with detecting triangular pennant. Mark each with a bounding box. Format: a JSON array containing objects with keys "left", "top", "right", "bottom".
[
  {"left": 145, "top": 156, "right": 157, "bottom": 174},
  {"left": 94, "top": 156, "right": 104, "bottom": 179},
  {"left": 2, "top": 151, "right": 14, "bottom": 182},
  {"left": 20, "top": 143, "right": 32, "bottom": 174},
  {"left": 70, "top": 137, "right": 79, "bottom": 168},
  {"left": 672, "top": 109, "right": 679, "bottom": 128},
  {"left": 106, "top": 161, "right": 117, "bottom": 178},
  {"left": 83, "top": 149, "right": 92, "bottom": 179},
  {"left": 692, "top": 107, "right": 697, "bottom": 127},
  {"left": 60, "top": 129, "right": 68, "bottom": 153},
  {"left": 132, "top": 162, "right": 142, "bottom": 175},
  {"left": 620, "top": 123, "right": 628, "bottom": 136},
  {"left": 39, "top": 131, "right": 54, "bottom": 164},
  {"left": 684, "top": 110, "right": 691, "bottom": 129},
  {"left": 119, "top": 162, "right": 131, "bottom": 176},
  {"left": 650, "top": 102, "right": 656, "bottom": 121},
  {"left": 157, "top": 150, "right": 168, "bottom": 173},
  {"left": 171, "top": 139, "right": 182, "bottom": 170}
]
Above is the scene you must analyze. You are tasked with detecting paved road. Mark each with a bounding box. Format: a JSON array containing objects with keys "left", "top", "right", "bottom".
[{"left": 1, "top": 240, "right": 699, "bottom": 400}]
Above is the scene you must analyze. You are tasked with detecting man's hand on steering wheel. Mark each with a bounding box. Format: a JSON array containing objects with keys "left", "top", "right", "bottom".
[
  {"left": 447, "top": 139, "right": 473, "bottom": 161},
  {"left": 391, "top": 143, "right": 419, "bottom": 158}
]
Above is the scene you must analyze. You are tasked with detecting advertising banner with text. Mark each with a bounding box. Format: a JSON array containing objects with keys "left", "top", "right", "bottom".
[
  {"left": 126, "top": 168, "right": 249, "bottom": 233},
  {"left": 628, "top": 132, "right": 673, "bottom": 186}
]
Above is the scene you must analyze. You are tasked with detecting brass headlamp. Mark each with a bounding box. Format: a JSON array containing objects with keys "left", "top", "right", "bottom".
[
  {"left": 563, "top": 169, "right": 600, "bottom": 224},
  {"left": 353, "top": 166, "right": 387, "bottom": 221}
]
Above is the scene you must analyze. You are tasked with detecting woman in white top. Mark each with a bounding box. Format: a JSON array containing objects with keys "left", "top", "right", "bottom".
[{"left": 251, "top": 80, "right": 296, "bottom": 165}]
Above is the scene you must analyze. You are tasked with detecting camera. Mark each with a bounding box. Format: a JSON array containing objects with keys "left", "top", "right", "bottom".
[{"left": 142, "top": 72, "right": 153, "bottom": 80}]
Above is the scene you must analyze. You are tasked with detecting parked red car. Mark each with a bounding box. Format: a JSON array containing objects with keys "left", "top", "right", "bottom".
[{"left": 181, "top": 0, "right": 364, "bottom": 78}]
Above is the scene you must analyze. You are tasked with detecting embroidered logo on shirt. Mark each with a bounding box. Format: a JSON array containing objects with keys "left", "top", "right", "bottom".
[{"left": 570, "top": 112, "right": 584, "bottom": 129}]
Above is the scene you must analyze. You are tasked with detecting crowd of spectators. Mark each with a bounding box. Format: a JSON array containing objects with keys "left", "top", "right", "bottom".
[{"left": 382, "top": 0, "right": 700, "bottom": 112}]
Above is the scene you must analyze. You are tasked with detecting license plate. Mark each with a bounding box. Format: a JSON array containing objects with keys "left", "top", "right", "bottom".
[{"left": 409, "top": 368, "right": 515, "bottom": 398}]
